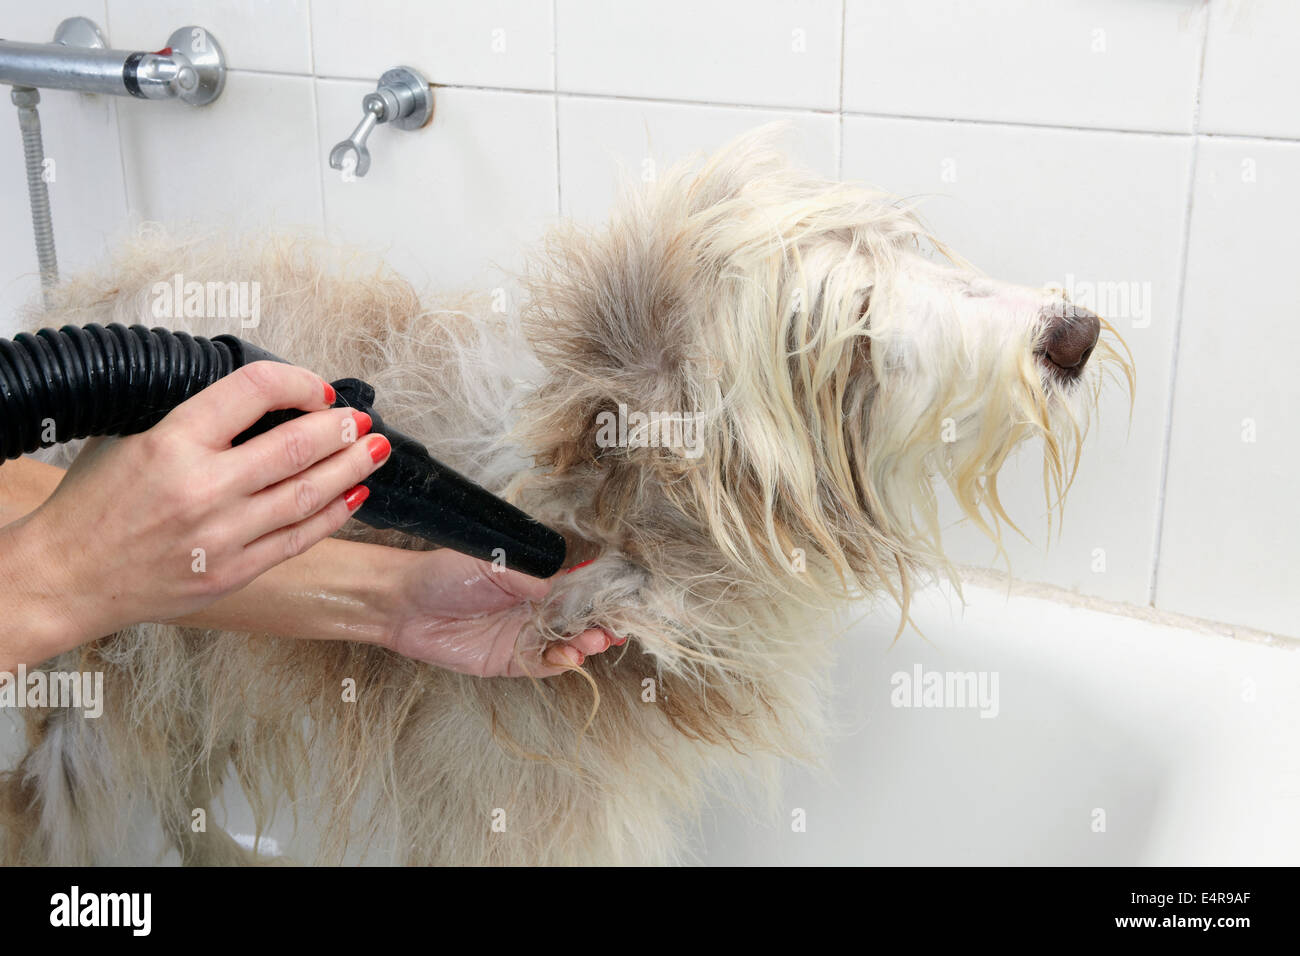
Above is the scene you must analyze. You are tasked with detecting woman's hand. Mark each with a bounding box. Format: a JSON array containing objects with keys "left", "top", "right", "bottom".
[
  {"left": 0, "top": 361, "right": 391, "bottom": 665},
  {"left": 385, "top": 550, "right": 620, "bottom": 677}
]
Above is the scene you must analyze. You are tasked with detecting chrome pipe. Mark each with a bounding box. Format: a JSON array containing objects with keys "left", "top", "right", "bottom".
[{"left": 0, "top": 18, "right": 225, "bottom": 106}]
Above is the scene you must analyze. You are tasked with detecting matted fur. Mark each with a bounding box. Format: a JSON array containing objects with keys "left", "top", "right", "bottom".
[{"left": 0, "top": 131, "right": 1131, "bottom": 865}]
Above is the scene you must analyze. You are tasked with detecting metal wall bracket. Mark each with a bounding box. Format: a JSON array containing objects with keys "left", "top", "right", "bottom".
[{"left": 328, "top": 66, "right": 433, "bottom": 178}]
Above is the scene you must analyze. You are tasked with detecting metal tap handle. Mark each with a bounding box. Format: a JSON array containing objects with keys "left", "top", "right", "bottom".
[
  {"left": 329, "top": 95, "right": 384, "bottom": 177},
  {"left": 327, "top": 66, "right": 432, "bottom": 179}
]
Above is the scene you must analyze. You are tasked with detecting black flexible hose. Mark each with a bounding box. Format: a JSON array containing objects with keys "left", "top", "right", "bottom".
[
  {"left": 0, "top": 323, "right": 274, "bottom": 459},
  {"left": 0, "top": 322, "right": 567, "bottom": 577}
]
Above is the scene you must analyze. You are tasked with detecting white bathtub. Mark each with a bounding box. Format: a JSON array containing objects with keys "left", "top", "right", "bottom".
[{"left": 696, "top": 581, "right": 1300, "bottom": 865}]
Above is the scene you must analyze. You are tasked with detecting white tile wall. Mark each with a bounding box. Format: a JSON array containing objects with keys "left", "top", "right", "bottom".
[
  {"left": 557, "top": 95, "right": 837, "bottom": 222},
  {"left": 117, "top": 71, "right": 324, "bottom": 231},
  {"left": 317, "top": 81, "right": 557, "bottom": 290},
  {"left": 0, "top": 0, "right": 1295, "bottom": 636},
  {"left": 1, "top": 0, "right": 109, "bottom": 45},
  {"left": 556, "top": 0, "right": 842, "bottom": 110},
  {"left": 311, "top": 0, "right": 554, "bottom": 90},
  {"left": 1200, "top": 0, "right": 1300, "bottom": 139},
  {"left": 1156, "top": 137, "right": 1300, "bottom": 637},
  {"left": 843, "top": 0, "right": 1206, "bottom": 133},
  {"left": 106, "top": 0, "right": 314, "bottom": 75}
]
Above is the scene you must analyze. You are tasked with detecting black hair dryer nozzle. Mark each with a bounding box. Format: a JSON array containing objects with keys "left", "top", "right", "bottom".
[{"left": 328, "top": 379, "right": 567, "bottom": 579}]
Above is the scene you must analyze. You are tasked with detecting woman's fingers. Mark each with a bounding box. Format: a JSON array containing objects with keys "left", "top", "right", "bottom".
[
  {"left": 241, "top": 479, "right": 371, "bottom": 576},
  {"left": 232, "top": 407, "right": 374, "bottom": 493},
  {"left": 164, "top": 360, "right": 335, "bottom": 448},
  {"left": 487, "top": 562, "right": 554, "bottom": 603},
  {"left": 521, "top": 628, "right": 615, "bottom": 676},
  {"left": 244, "top": 432, "right": 391, "bottom": 542},
  {"left": 497, "top": 629, "right": 614, "bottom": 678},
  {"left": 559, "top": 627, "right": 615, "bottom": 659}
]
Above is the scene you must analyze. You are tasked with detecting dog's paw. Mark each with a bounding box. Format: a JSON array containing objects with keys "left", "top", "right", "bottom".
[{"left": 540, "top": 553, "right": 648, "bottom": 645}]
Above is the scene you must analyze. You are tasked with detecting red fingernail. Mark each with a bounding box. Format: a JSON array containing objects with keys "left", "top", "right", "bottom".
[
  {"left": 566, "top": 558, "right": 596, "bottom": 575},
  {"left": 352, "top": 411, "right": 372, "bottom": 438},
  {"left": 323, "top": 381, "right": 336, "bottom": 405},
  {"left": 572, "top": 650, "right": 585, "bottom": 666},
  {"left": 344, "top": 485, "right": 369, "bottom": 511},
  {"left": 368, "top": 434, "right": 391, "bottom": 464},
  {"left": 611, "top": 635, "right": 627, "bottom": 647}
]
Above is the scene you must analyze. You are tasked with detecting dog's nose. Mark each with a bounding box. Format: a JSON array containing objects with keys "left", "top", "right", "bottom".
[{"left": 1039, "top": 303, "right": 1100, "bottom": 371}]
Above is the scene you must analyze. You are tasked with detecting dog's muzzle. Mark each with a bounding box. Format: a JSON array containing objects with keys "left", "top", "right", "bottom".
[{"left": 1036, "top": 303, "right": 1100, "bottom": 382}]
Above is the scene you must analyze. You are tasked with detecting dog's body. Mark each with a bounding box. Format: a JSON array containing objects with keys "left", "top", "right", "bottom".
[{"left": 0, "top": 134, "right": 1129, "bottom": 865}]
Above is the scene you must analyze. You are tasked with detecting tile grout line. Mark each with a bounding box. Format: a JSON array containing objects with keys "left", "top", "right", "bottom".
[
  {"left": 101, "top": 3, "right": 136, "bottom": 231},
  {"left": 304, "top": 0, "right": 316, "bottom": 74},
  {"left": 305, "top": 0, "right": 328, "bottom": 237},
  {"left": 232, "top": 69, "right": 1300, "bottom": 146},
  {"left": 1146, "top": 1, "right": 1212, "bottom": 608},
  {"left": 552, "top": 0, "right": 562, "bottom": 218},
  {"left": 228, "top": 63, "right": 1300, "bottom": 143},
  {"left": 836, "top": 0, "right": 846, "bottom": 179}
]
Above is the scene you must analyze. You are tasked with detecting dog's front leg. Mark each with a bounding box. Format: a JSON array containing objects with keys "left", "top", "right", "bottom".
[{"left": 537, "top": 553, "right": 650, "bottom": 646}]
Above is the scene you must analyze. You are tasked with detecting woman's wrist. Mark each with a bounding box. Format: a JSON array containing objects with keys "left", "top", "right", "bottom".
[
  {"left": 0, "top": 511, "right": 106, "bottom": 668},
  {"left": 0, "top": 459, "right": 136, "bottom": 667}
]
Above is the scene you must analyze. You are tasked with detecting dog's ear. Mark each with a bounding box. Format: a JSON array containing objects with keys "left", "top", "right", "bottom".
[
  {"left": 518, "top": 207, "right": 697, "bottom": 479},
  {"left": 515, "top": 130, "right": 931, "bottom": 586}
]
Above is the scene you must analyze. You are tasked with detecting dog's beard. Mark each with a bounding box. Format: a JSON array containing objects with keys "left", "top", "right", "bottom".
[
  {"left": 680, "top": 274, "right": 1137, "bottom": 641},
  {"left": 858, "top": 307, "right": 1132, "bottom": 605}
]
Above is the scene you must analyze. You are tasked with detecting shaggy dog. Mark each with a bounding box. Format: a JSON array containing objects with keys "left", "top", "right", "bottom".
[{"left": 0, "top": 132, "right": 1130, "bottom": 865}]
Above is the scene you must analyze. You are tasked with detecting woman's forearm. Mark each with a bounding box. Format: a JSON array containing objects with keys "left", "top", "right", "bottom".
[
  {"left": 0, "top": 459, "right": 87, "bottom": 668},
  {"left": 0, "top": 511, "right": 93, "bottom": 669},
  {"left": 0, "top": 455, "right": 63, "bottom": 520},
  {"left": 0, "top": 455, "right": 404, "bottom": 656},
  {"left": 176, "top": 535, "right": 407, "bottom": 645}
]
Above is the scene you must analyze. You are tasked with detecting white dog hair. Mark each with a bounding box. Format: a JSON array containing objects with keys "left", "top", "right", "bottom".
[{"left": 0, "top": 130, "right": 1131, "bottom": 865}]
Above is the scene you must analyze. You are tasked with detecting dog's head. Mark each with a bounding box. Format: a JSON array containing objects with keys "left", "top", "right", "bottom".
[{"left": 522, "top": 131, "right": 1132, "bottom": 604}]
